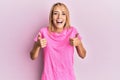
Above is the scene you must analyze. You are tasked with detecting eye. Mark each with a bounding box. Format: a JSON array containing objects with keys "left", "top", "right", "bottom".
[
  {"left": 53, "top": 12, "right": 58, "bottom": 15},
  {"left": 62, "top": 13, "right": 66, "bottom": 15},
  {"left": 62, "top": 12, "right": 66, "bottom": 15}
]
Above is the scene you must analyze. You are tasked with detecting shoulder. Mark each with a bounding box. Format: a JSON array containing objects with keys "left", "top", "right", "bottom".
[
  {"left": 70, "top": 26, "right": 82, "bottom": 39},
  {"left": 69, "top": 26, "right": 77, "bottom": 32},
  {"left": 69, "top": 26, "right": 80, "bottom": 36},
  {"left": 39, "top": 27, "right": 48, "bottom": 33}
]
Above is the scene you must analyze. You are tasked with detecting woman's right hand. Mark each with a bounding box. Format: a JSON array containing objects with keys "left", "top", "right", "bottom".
[{"left": 37, "top": 34, "right": 47, "bottom": 48}]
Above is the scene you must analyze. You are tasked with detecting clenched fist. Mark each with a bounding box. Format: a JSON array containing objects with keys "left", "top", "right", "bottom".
[
  {"left": 37, "top": 34, "right": 47, "bottom": 48},
  {"left": 69, "top": 33, "right": 80, "bottom": 46}
]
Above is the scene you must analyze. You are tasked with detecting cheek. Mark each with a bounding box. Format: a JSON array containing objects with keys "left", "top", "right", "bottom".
[
  {"left": 63, "top": 18, "right": 66, "bottom": 23},
  {"left": 53, "top": 15, "right": 57, "bottom": 20},
  {"left": 52, "top": 17, "right": 56, "bottom": 23},
  {"left": 52, "top": 18, "right": 56, "bottom": 25},
  {"left": 63, "top": 16, "right": 66, "bottom": 21}
]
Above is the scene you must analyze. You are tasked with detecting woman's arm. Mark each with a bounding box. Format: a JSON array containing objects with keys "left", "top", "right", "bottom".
[
  {"left": 30, "top": 41, "right": 41, "bottom": 60},
  {"left": 30, "top": 34, "right": 47, "bottom": 60},
  {"left": 69, "top": 33, "right": 86, "bottom": 59},
  {"left": 75, "top": 40, "right": 86, "bottom": 59}
]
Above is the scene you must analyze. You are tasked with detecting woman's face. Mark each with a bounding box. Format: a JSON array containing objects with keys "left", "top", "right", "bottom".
[{"left": 52, "top": 6, "right": 67, "bottom": 31}]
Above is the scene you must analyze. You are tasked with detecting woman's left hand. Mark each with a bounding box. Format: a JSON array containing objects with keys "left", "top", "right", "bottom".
[{"left": 69, "top": 33, "right": 80, "bottom": 46}]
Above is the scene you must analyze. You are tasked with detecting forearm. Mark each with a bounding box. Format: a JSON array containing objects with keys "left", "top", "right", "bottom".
[
  {"left": 76, "top": 44, "right": 86, "bottom": 59},
  {"left": 30, "top": 42, "right": 41, "bottom": 60}
]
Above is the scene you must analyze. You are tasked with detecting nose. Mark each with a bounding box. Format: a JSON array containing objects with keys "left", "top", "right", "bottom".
[{"left": 58, "top": 14, "right": 62, "bottom": 18}]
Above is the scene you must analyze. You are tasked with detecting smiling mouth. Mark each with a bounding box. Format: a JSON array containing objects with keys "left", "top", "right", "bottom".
[
  {"left": 57, "top": 22, "right": 63, "bottom": 24},
  {"left": 56, "top": 20, "right": 64, "bottom": 24}
]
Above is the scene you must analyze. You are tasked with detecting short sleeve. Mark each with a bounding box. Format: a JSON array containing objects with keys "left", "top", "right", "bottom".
[{"left": 72, "top": 27, "right": 82, "bottom": 40}]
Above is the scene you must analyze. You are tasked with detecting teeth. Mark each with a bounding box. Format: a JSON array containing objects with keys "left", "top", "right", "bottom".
[
  {"left": 57, "top": 21, "right": 62, "bottom": 22},
  {"left": 57, "top": 19, "right": 63, "bottom": 22},
  {"left": 57, "top": 21, "right": 63, "bottom": 23},
  {"left": 57, "top": 22, "right": 62, "bottom": 24}
]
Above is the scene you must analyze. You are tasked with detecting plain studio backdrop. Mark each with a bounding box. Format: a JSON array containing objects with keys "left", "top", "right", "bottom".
[{"left": 0, "top": 0, "right": 120, "bottom": 80}]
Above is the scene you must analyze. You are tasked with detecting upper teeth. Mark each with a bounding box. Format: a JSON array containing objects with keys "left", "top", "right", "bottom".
[
  {"left": 57, "top": 19, "right": 63, "bottom": 22},
  {"left": 57, "top": 21, "right": 62, "bottom": 23}
]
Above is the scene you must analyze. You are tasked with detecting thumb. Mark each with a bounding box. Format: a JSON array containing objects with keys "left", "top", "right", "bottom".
[
  {"left": 75, "top": 33, "right": 79, "bottom": 38},
  {"left": 37, "top": 34, "right": 41, "bottom": 40},
  {"left": 69, "top": 33, "right": 79, "bottom": 40}
]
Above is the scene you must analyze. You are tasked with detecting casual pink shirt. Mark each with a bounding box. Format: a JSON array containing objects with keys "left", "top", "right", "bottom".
[{"left": 34, "top": 27, "right": 81, "bottom": 80}]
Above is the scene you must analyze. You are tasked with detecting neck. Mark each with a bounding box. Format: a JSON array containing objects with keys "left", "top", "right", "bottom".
[{"left": 54, "top": 28, "right": 63, "bottom": 33}]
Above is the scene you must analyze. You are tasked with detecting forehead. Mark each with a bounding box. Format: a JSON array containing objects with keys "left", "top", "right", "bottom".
[{"left": 53, "top": 5, "right": 66, "bottom": 12}]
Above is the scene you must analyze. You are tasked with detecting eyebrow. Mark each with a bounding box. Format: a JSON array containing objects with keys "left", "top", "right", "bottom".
[
  {"left": 53, "top": 11, "right": 59, "bottom": 12},
  {"left": 53, "top": 10, "right": 66, "bottom": 13}
]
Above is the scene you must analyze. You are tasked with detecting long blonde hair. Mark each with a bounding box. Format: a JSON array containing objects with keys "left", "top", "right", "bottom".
[{"left": 48, "top": 2, "right": 70, "bottom": 32}]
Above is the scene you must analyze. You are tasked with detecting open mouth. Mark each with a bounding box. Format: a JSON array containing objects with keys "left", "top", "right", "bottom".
[
  {"left": 57, "top": 21, "right": 63, "bottom": 24},
  {"left": 56, "top": 20, "right": 63, "bottom": 24}
]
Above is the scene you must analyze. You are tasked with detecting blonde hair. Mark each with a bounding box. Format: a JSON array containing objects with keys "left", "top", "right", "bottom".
[{"left": 48, "top": 2, "right": 70, "bottom": 32}]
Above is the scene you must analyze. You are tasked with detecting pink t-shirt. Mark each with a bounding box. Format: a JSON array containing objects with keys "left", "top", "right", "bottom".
[{"left": 34, "top": 27, "right": 81, "bottom": 80}]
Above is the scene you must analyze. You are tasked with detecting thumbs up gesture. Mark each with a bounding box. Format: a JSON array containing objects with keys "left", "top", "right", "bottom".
[
  {"left": 37, "top": 34, "right": 47, "bottom": 48},
  {"left": 69, "top": 33, "right": 80, "bottom": 46}
]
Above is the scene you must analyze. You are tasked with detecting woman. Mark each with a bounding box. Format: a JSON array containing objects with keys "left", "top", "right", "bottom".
[{"left": 30, "top": 2, "right": 86, "bottom": 80}]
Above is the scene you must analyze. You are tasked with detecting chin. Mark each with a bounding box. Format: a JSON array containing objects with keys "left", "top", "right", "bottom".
[{"left": 56, "top": 26, "right": 64, "bottom": 29}]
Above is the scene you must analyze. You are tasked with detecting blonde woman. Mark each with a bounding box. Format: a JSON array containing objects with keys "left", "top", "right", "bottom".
[{"left": 30, "top": 2, "right": 86, "bottom": 80}]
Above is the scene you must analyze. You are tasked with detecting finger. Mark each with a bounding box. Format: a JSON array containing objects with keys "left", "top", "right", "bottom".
[
  {"left": 42, "top": 45, "right": 47, "bottom": 48},
  {"left": 41, "top": 41, "right": 47, "bottom": 45},
  {"left": 75, "top": 33, "right": 79, "bottom": 38},
  {"left": 42, "top": 39, "right": 47, "bottom": 43},
  {"left": 41, "top": 43, "right": 47, "bottom": 48},
  {"left": 43, "top": 40, "right": 47, "bottom": 43},
  {"left": 70, "top": 40, "right": 74, "bottom": 46},
  {"left": 41, "top": 43, "right": 46, "bottom": 46},
  {"left": 40, "top": 39, "right": 47, "bottom": 44},
  {"left": 37, "top": 34, "right": 41, "bottom": 40},
  {"left": 42, "top": 39, "right": 47, "bottom": 41}
]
